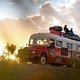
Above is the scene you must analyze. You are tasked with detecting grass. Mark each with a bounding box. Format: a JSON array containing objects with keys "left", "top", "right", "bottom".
[{"left": 0, "top": 62, "right": 21, "bottom": 80}]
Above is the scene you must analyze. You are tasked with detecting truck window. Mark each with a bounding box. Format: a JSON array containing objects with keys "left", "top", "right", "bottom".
[
  {"left": 67, "top": 43, "right": 73, "bottom": 49},
  {"left": 56, "top": 40, "right": 62, "bottom": 47},
  {"left": 30, "top": 39, "right": 34, "bottom": 45},
  {"left": 49, "top": 42, "right": 55, "bottom": 49},
  {"left": 49, "top": 39, "right": 55, "bottom": 49},
  {"left": 49, "top": 39, "right": 55, "bottom": 44},
  {"left": 30, "top": 39, "right": 37, "bottom": 45},
  {"left": 76, "top": 45, "right": 80, "bottom": 51}
]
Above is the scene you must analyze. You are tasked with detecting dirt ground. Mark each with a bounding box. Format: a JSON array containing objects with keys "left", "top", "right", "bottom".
[{"left": 0, "top": 62, "right": 80, "bottom": 80}]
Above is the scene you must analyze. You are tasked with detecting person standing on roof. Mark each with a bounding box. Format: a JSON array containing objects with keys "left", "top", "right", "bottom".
[{"left": 64, "top": 25, "right": 69, "bottom": 34}]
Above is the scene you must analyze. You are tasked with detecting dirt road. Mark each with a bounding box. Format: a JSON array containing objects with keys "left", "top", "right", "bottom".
[
  {"left": 0, "top": 63, "right": 80, "bottom": 80},
  {"left": 17, "top": 64, "right": 80, "bottom": 80}
]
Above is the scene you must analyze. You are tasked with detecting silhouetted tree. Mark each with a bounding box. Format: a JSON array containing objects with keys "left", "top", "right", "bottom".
[
  {"left": 6, "top": 43, "right": 16, "bottom": 54},
  {"left": 6, "top": 43, "right": 10, "bottom": 53}
]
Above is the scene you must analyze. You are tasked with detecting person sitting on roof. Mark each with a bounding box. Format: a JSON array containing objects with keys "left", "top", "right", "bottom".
[{"left": 68, "top": 28, "right": 75, "bottom": 37}]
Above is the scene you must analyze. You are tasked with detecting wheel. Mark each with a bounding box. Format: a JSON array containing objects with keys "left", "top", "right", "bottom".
[
  {"left": 40, "top": 54, "right": 47, "bottom": 65},
  {"left": 71, "top": 60, "right": 77, "bottom": 68}
]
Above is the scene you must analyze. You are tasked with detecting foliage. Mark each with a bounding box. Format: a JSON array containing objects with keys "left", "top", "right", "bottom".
[{"left": 6, "top": 43, "right": 16, "bottom": 54}]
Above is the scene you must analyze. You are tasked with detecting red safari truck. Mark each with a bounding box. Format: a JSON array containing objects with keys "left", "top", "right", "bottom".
[
  {"left": 21, "top": 32, "right": 80, "bottom": 67},
  {"left": 18, "top": 26, "right": 80, "bottom": 67}
]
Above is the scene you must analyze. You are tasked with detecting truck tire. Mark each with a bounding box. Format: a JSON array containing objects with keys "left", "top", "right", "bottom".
[
  {"left": 71, "top": 60, "right": 77, "bottom": 68},
  {"left": 40, "top": 54, "right": 47, "bottom": 65}
]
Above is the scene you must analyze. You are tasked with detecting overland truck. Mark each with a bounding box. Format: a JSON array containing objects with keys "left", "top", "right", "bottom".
[{"left": 18, "top": 26, "right": 80, "bottom": 67}]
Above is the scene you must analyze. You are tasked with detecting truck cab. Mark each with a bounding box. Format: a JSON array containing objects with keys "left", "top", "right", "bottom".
[{"left": 28, "top": 33, "right": 55, "bottom": 64}]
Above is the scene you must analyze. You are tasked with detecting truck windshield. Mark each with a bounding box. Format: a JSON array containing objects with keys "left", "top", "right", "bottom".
[
  {"left": 29, "top": 39, "right": 48, "bottom": 45},
  {"left": 37, "top": 39, "right": 48, "bottom": 45}
]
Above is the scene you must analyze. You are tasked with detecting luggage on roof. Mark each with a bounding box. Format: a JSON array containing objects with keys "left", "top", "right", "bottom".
[{"left": 49, "top": 26, "right": 62, "bottom": 31}]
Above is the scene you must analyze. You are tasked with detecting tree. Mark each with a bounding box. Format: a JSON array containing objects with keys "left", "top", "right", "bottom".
[{"left": 6, "top": 43, "right": 16, "bottom": 54}]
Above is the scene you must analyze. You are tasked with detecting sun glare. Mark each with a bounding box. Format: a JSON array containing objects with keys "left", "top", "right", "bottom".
[
  {"left": 0, "top": 39, "right": 5, "bottom": 56},
  {"left": 9, "top": 55, "right": 16, "bottom": 60}
]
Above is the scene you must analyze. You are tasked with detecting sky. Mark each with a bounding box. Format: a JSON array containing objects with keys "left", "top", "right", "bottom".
[
  {"left": 0, "top": 0, "right": 80, "bottom": 54},
  {"left": 0, "top": 0, "right": 48, "bottom": 19},
  {"left": 0, "top": 0, "right": 74, "bottom": 19}
]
